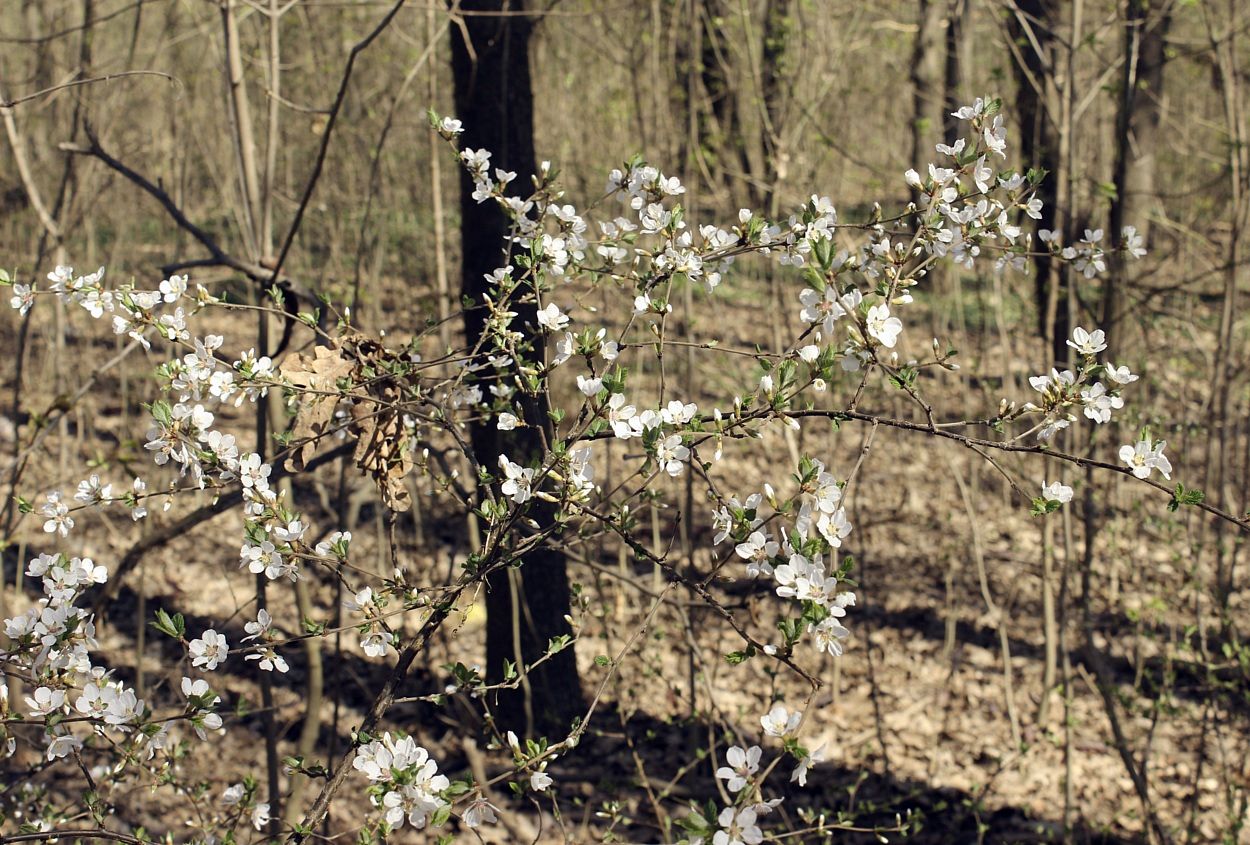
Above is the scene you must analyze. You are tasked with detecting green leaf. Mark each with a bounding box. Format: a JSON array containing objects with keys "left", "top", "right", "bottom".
[
  {"left": 1167, "top": 483, "right": 1205, "bottom": 512},
  {"left": 151, "top": 608, "right": 186, "bottom": 639},
  {"left": 1030, "top": 497, "right": 1061, "bottom": 516}
]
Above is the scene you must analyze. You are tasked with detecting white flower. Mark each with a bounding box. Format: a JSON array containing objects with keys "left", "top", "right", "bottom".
[
  {"left": 498, "top": 455, "right": 534, "bottom": 504},
  {"left": 497, "top": 411, "right": 519, "bottom": 431},
  {"left": 1035, "top": 418, "right": 1069, "bottom": 442},
  {"left": 74, "top": 474, "right": 113, "bottom": 505},
  {"left": 246, "top": 647, "right": 289, "bottom": 673},
  {"left": 530, "top": 770, "right": 553, "bottom": 792},
  {"left": 343, "top": 588, "right": 374, "bottom": 614},
  {"left": 552, "top": 332, "right": 575, "bottom": 366},
  {"left": 735, "top": 530, "right": 778, "bottom": 577},
  {"left": 790, "top": 742, "right": 827, "bottom": 787},
  {"left": 1042, "top": 481, "right": 1073, "bottom": 504},
  {"left": 272, "top": 520, "right": 305, "bottom": 543},
  {"left": 810, "top": 616, "right": 851, "bottom": 656},
  {"left": 760, "top": 704, "right": 800, "bottom": 738},
  {"left": 221, "top": 783, "right": 245, "bottom": 806},
  {"left": 383, "top": 785, "right": 442, "bottom": 829},
  {"left": 129, "top": 476, "right": 148, "bottom": 520},
  {"left": 439, "top": 116, "right": 463, "bottom": 135},
  {"left": 463, "top": 797, "right": 499, "bottom": 828},
  {"left": 715, "top": 745, "right": 761, "bottom": 793},
  {"left": 577, "top": 374, "right": 604, "bottom": 396},
  {"left": 159, "top": 274, "right": 188, "bottom": 303},
  {"left": 243, "top": 609, "right": 273, "bottom": 642},
  {"left": 241, "top": 540, "right": 294, "bottom": 581},
  {"left": 661, "top": 400, "right": 697, "bottom": 425},
  {"left": 536, "top": 302, "right": 569, "bottom": 331},
  {"left": 315, "top": 530, "right": 352, "bottom": 558},
  {"left": 40, "top": 491, "right": 73, "bottom": 537},
  {"left": 189, "top": 629, "right": 229, "bottom": 670},
  {"left": 607, "top": 394, "right": 637, "bottom": 440},
  {"left": 865, "top": 303, "right": 902, "bottom": 348},
  {"left": 46, "top": 728, "right": 83, "bottom": 761},
  {"left": 1119, "top": 438, "right": 1172, "bottom": 480},
  {"left": 360, "top": 631, "right": 391, "bottom": 658},
  {"left": 798, "top": 287, "right": 846, "bottom": 336},
  {"left": 1029, "top": 368, "right": 1076, "bottom": 402},
  {"left": 1067, "top": 326, "right": 1107, "bottom": 356},
  {"left": 10, "top": 283, "right": 34, "bottom": 315},
  {"left": 238, "top": 453, "right": 272, "bottom": 491},
  {"left": 181, "top": 676, "right": 213, "bottom": 699},
  {"left": 1105, "top": 363, "right": 1138, "bottom": 385},
  {"left": 251, "top": 802, "right": 270, "bottom": 831},
  {"left": 815, "top": 507, "right": 853, "bottom": 548},
  {"left": 1121, "top": 225, "right": 1146, "bottom": 259},
  {"left": 1081, "top": 382, "right": 1123, "bottom": 424},
  {"left": 656, "top": 434, "right": 690, "bottom": 476},
  {"left": 983, "top": 113, "right": 1007, "bottom": 157},
  {"left": 25, "top": 686, "right": 66, "bottom": 717},
  {"left": 714, "top": 806, "right": 763, "bottom": 845}
]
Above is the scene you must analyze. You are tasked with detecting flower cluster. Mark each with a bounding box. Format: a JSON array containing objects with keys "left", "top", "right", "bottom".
[
  {"left": 715, "top": 456, "right": 858, "bottom": 658},
  {"left": 352, "top": 733, "right": 451, "bottom": 831}
]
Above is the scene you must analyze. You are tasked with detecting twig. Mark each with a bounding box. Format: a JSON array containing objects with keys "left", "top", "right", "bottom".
[
  {"left": 265, "top": 0, "right": 411, "bottom": 286},
  {"left": 0, "top": 831, "right": 145, "bottom": 845},
  {"left": 0, "top": 70, "right": 177, "bottom": 109},
  {"left": 89, "top": 440, "right": 355, "bottom": 614},
  {"left": 57, "top": 130, "right": 314, "bottom": 303}
]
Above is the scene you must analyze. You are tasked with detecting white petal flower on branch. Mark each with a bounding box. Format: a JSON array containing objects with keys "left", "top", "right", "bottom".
[
  {"left": 1119, "top": 439, "right": 1172, "bottom": 480},
  {"left": 189, "top": 629, "right": 229, "bottom": 671},
  {"left": 1042, "top": 481, "right": 1074, "bottom": 504},
  {"left": 865, "top": 304, "right": 902, "bottom": 348},
  {"left": 760, "top": 704, "right": 801, "bottom": 738}
]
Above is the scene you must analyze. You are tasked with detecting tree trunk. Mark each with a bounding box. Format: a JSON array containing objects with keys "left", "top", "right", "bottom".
[
  {"left": 1117, "top": 0, "right": 1170, "bottom": 248},
  {"left": 449, "top": 0, "right": 584, "bottom": 739},
  {"left": 941, "top": 0, "right": 969, "bottom": 144},
  {"left": 1106, "top": 0, "right": 1171, "bottom": 349},
  {"left": 909, "top": 0, "right": 945, "bottom": 207},
  {"left": 699, "top": 0, "right": 752, "bottom": 198},
  {"left": 1008, "top": 0, "right": 1069, "bottom": 367}
]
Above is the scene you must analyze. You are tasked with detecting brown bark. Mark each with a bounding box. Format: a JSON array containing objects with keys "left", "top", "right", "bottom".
[
  {"left": 450, "top": 0, "right": 584, "bottom": 739},
  {"left": 909, "top": 0, "right": 946, "bottom": 206}
]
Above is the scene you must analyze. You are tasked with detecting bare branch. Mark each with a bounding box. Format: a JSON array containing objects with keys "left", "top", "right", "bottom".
[
  {"left": 58, "top": 128, "right": 316, "bottom": 303},
  {"left": 0, "top": 70, "right": 178, "bottom": 110}
]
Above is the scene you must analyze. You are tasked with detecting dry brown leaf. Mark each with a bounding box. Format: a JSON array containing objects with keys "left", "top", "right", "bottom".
[
  {"left": 281, "top": 337, "right": 417, "bottom": 512},
  {"left": 279, "top": 345, "right": 355, "bottom": 472}
]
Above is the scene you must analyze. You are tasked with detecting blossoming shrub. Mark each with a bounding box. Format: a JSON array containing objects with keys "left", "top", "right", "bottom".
[{"left": 1, "top": 97, "right": 1194, "bottom": 844}]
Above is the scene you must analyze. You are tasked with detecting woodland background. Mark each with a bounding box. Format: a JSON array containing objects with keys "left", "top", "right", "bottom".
[{"left": 1, "top": 0, "right": 1249, "bottom": 843}]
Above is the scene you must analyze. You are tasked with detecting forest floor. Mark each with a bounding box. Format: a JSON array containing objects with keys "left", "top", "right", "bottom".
[{"left": 2, "top": 272, "right": 1246, "bottom": 844}]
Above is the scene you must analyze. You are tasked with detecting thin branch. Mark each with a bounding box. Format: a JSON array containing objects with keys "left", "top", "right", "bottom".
[
  {"left": 266, "top": 0, "right": 410, "bottom": 285},
  {"left": 786, "top": 408, "right": 1250, "bottom": 532},
  {"left": 0, "top": 831, "right": 145, "bottom": 845},
  {"left": 0, "top": 70, "right": 177, "bottom": 109},
  {"left": 58, "top": 129, "right": 315, "bottom": 303}
]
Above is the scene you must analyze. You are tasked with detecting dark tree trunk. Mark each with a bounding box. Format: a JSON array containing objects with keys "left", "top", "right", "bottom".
[
  {"left": 1008, "top": 0, "right": 1069, "bottom": 366},
  {"left": 909, "top": 0, "right": 946, "bottom": 207},
  {"left": 758, "top": 0, "right": 792, "bottom": 202},
  {"left": 1105, "top": 0, "right": 1170, "bottom": 351},
  {"left": 1114, "top": 0, "right": 1170, "bottom": 248},
  {"left": 699, "top": 0, "right": 752, "bottom": 198},
  {"left": 450, "top": 0, "right": 583, "bottom": 739},
  {"left": 941, "top": 0, "right": 969, "bottom": 144}
]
